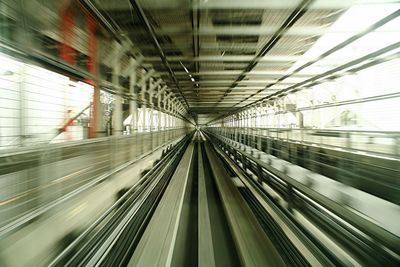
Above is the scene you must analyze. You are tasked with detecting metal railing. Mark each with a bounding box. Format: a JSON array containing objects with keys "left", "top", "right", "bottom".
[
  {"left": 210, "top": 127, "right": 400, "bottom": 158},
  {"left": 0, "top": 127, "right": 188, "bottom": 232},
  {"left": 206, "top": 127, "right": 400, "bottom": 204}
]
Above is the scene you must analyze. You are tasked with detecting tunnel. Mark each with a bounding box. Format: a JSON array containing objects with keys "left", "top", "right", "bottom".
[{"left": 0, "top": 0, "right": 399, "bottom": 266}]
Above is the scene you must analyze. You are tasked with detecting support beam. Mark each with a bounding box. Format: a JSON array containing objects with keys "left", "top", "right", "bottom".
[
  {"left": 137, "top": 69, "right": 155, "bottom": 87},
  {"left": 129, "top": 0, "right": 190, "bottom": 111},
  {"left": 103, "top": 40, "right": 131, "bottom": 66},
  {"left": 129, "top": 58, "right": 138, "bottom": 133},
  {"left": 140, "top": 25, "right": 341, "bottom": 37},
  {"left": 193, "top": 0, "right": 355, "bottom": 9},
  {"left": 112, "top": 65, "right": 123, "bottom": 136},
  {"left": 144, "top": 55, "right": 302, "bottom": 62},
  {"left": 59, "top": 1, "right": 76, "bottom": 65},
  {"left": 161, "top": 71, "right": 315, "bottom": 76},
  {"left": 141, "top": 80, "right": 147, "bottom": 132}
]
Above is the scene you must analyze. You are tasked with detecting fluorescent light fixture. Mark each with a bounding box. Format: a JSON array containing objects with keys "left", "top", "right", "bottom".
[
  {"left": 191, "top": 77, "right": 195, "bottom": 82},
  {"left": 179, "top": 61, "right": 190, "bottom": 73}
]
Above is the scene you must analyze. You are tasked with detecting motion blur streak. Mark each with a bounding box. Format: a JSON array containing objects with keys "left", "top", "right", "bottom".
[{"left": 0, "top": 0, "right": 399, "bottom": 266}]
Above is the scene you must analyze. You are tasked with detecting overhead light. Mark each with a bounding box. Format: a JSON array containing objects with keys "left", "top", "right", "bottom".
[
  {"left": 179, "top": 61, "right": 190, "bottom": 73},
  {"left": 221, "top": 50, "right": 226, "bottom": 57},
  {"left": 191, "top": 77, "right": 195, "bottom": 82}
]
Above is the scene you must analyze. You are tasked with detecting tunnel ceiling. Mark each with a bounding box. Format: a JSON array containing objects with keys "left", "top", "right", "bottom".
[{"left": 96, "top": 0, "right": 351, "bottom": 124}]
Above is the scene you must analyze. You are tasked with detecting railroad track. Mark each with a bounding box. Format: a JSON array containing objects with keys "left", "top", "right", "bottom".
[{"left": 47, "top": 130, "right": 400, "bottom": 266}]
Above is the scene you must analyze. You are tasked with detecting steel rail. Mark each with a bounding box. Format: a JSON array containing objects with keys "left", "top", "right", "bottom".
[
  {"left": 48, "top": 135, "right": 190, "bottom": 266},
  {"left": 207, "top": 130, "right": 400, "bottom": 257},
  {"left": 128, "top": 143, "right": 196, "bottom": 266},
  {"left": 204, "top": 142, "right": 286, "bottom": 267},
  {"left": 197, "top": 138, "right": 216, "bottom": 267},
  {"left": 208, "top": 135, "right": 344, "bottom": 266},
  {"left": 208, "top": 131, "right": 399, "bottom": 266}
]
